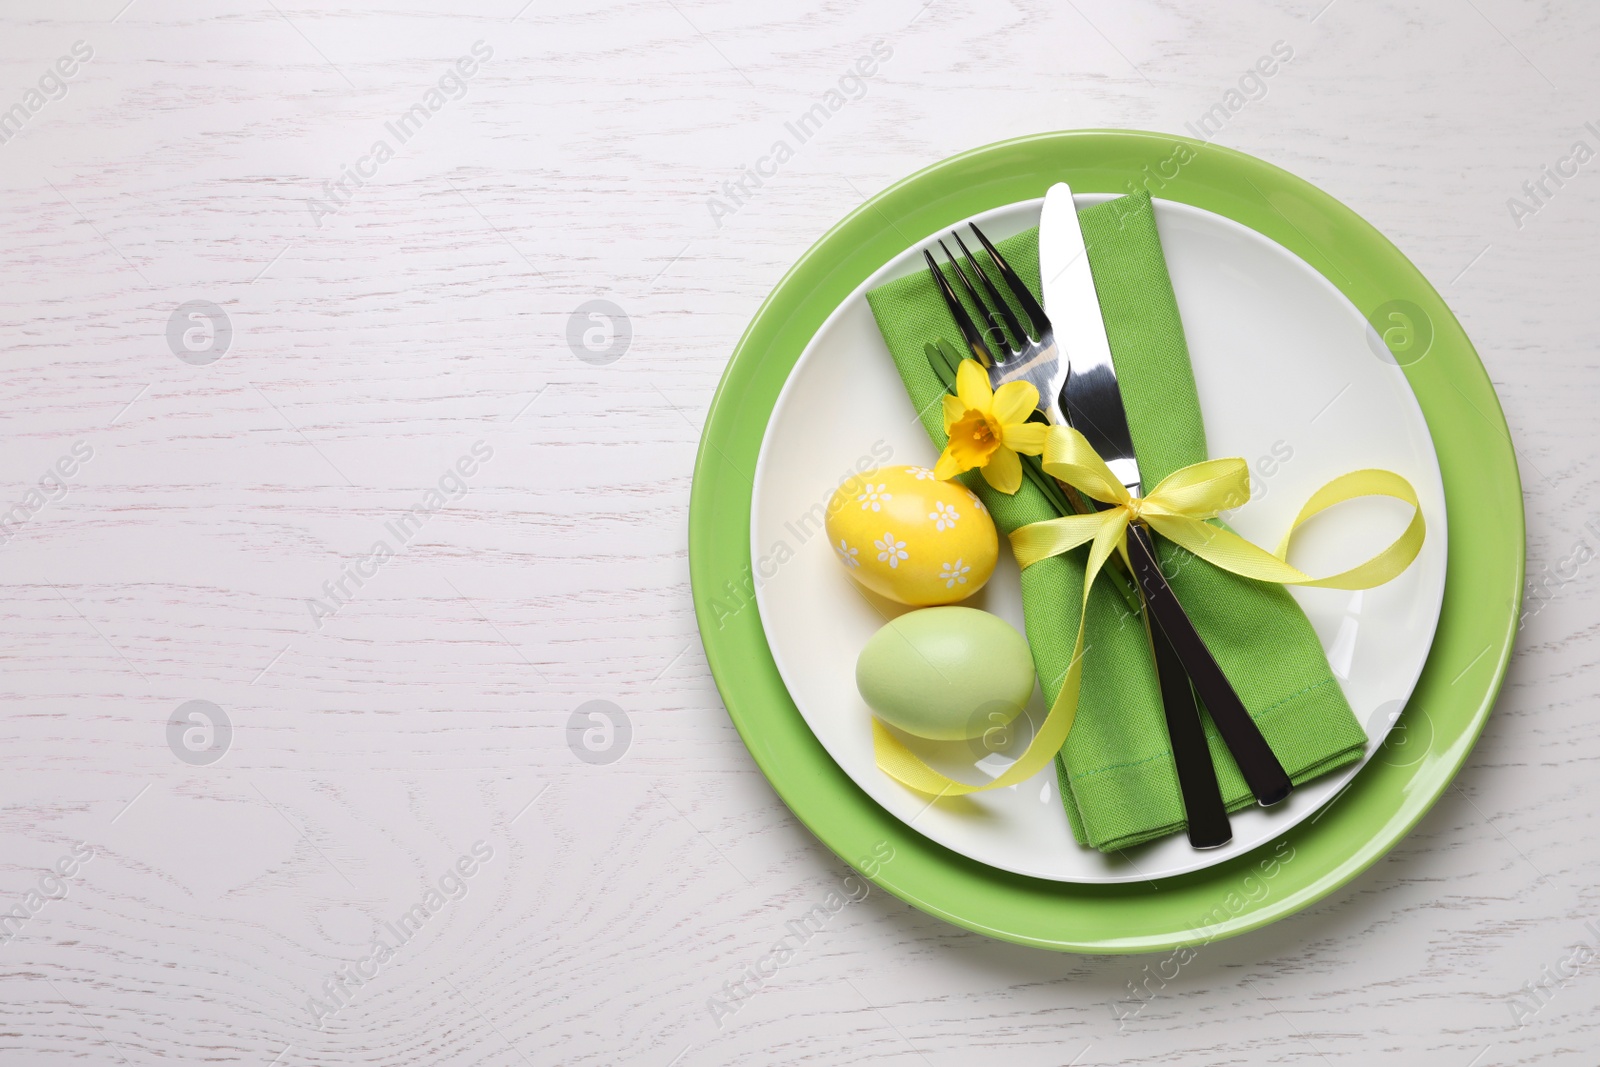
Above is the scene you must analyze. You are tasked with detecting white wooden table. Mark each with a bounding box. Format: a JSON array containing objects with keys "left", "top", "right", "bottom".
[{"left": 0, "top": 1, "right": 1593, "bottom": 1063}]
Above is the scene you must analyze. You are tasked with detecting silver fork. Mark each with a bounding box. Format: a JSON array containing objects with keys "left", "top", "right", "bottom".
[
  {"left": 923, "top": 224, "right": 1235, "bottom": 847},
  {"left": 924, "top": 221, "right": 1294, "bottom": 831}
]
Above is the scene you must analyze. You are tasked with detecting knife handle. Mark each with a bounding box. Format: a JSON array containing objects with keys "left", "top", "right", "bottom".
[
  {"left": 1125, "top": 523, "right": 1294, "bottom": 807},
  {"left": 1145, "top": 605, "right": 1232, "bottom": 848}
]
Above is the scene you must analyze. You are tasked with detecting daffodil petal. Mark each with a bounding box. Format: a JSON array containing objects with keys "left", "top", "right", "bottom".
[
  {"left": 1001, "top": 420, "right": 1048, "bottom": 456},
  {"left": 940, "top": 393, "right": 966, "bottom": 434},
  {"left": 991, "top": 380, "right": 1040, "bottom": 427},
  {"left": 981, "top": 447, "right": 1023, "bottom": 494},
  {"left": 955, "top": 359, "right": 993, "bottom": 411},
  {"left": 933, "top": 448, "right": 964, "bottom": 481}
]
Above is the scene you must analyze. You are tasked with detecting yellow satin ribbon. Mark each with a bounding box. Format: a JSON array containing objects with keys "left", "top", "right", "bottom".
[{"left": 872, "top": 424, "right": 1426, "bottom": 797}]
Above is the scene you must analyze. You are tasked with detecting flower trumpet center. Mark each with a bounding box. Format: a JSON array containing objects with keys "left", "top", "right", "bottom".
[{"left": 947, "top": 409, "right": 1002, "bottom": 467}]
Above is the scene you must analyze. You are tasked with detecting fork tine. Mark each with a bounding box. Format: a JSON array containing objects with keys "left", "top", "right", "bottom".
[
  {"left": 939, "top": 239, "right": 1008, "bottom": 359},
  {"left": 952, "top": 230, "right": 1027, "bottom": 347},
  {"left": 968, "top": 222, "right": 1049, "bottom": 338},
  {"left": 922, "top": 250, "right": 994, "bottom": 367}
]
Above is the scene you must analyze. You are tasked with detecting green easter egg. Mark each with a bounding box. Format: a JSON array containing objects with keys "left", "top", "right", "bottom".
[{"left": 855, "top": 606, "right": 1035, "bottom": 741}]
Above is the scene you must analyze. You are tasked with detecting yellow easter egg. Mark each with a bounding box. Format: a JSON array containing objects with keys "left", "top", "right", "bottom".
[{"left": 824, "top": 465, "right": 998, "bottom": 606}]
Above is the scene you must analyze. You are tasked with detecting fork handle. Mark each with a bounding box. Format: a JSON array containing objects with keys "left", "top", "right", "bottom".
[{"left": 1125, "top": 523, "right": 1294, "bottom": 807}]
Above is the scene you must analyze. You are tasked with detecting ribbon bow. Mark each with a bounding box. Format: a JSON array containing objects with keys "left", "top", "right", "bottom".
[{"left": 872, "top": 424, "right": 1425, "bottom": 798}]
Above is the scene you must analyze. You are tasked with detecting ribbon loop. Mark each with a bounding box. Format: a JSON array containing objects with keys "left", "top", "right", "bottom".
[
  {"left": 873, "top": 424, "right": 1426, "bottom": 796},
  {"left": 1140, "top": 457, "right": 1252, "bottom": 519},
  {"left": 1042, "top": 428, "right": 1132, "bottom": 506}
]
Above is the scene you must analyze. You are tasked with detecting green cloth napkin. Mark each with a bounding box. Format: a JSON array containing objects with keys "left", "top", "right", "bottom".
[{"left": 864, "top": 190, "right": 1367, "bottom": 852}]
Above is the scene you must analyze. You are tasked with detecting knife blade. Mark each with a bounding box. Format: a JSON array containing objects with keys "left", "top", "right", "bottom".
[{"left": 1039, "top": 181, "right": 1292, "bottom": 811}]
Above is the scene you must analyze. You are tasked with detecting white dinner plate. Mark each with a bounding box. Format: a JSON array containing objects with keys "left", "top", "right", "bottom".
[{"left": 750, "top": 194, "right": 1448, "bottom": 883}]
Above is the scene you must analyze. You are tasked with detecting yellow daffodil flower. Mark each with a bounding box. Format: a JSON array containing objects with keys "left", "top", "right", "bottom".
[{"left": 933, "top": 359, "right": 1048, "bottom": 494}]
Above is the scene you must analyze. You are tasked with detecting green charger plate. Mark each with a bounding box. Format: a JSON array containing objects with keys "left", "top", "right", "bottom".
[{"left": 688, "top": 130, "right": 1524, "bottom": 953}]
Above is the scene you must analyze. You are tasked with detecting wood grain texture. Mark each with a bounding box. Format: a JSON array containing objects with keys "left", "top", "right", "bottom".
[{"left": 0, "top": 0, "right": 1594, "bottom": 1063}]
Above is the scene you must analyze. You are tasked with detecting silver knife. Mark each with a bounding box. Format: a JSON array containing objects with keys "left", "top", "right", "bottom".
[{"left": 1038, "top": 181, "right": 1291, "bottom": 810}]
